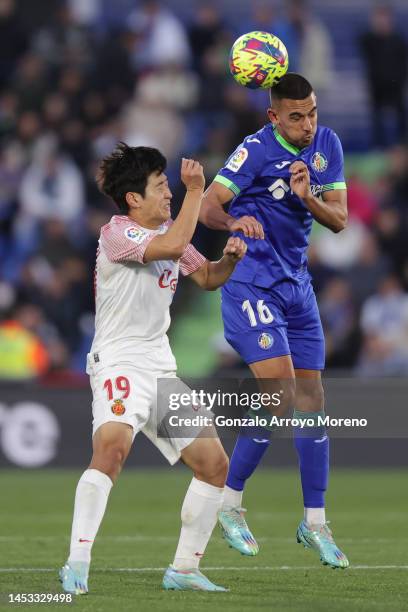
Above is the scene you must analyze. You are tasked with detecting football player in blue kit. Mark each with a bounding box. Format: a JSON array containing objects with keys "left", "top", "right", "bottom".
[{"left": 199, "top": 73, "right": 349, "bottom": 568}]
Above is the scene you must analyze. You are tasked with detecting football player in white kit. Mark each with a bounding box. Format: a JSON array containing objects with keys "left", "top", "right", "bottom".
[{"left": 59, "top": 143, "right": 247, "bottom": 594}]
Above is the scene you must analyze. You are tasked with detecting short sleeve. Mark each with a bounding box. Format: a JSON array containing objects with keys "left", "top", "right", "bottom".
[
  {"left": 179, "top": 243, "right": 207, "bottom": 276},
  {"left": 319, "top": 132, "right": 346, "bottom": 193},
  {"left": 214, "top": 138, "right": 266, "bottom": 196},
  {"left": 101, "top": 222, "right": 158, "bottom": 264}
]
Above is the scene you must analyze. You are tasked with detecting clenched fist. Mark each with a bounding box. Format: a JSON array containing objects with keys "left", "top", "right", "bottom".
[
  {"left": 223, "top": 236, "right": 247, "bottom": 262},
  {"left": 181, "top": 158, "right": 205, "bottom": 192}
]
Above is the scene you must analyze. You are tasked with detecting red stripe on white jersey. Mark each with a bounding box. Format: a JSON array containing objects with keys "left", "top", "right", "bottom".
[{"left": 179, "top": 243, "right": 207, "bottom": 276}]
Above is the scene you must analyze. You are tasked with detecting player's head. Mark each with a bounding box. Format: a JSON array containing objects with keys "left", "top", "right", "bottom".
[
  {"left": 267, "top": 73, "right": 317, "bottom": 149},
  {"left": 97, "top": 142, "right": 172, "bottom": 225}
]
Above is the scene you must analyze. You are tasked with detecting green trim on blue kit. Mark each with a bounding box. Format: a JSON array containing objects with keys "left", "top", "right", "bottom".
[
  {"left": 322, "top": 182, "right": 347, "bottom": 191},
  {"left": 273, "top": 129, "right": 301, "bottom": 155},
  {"left": 293, "top": 410, "right": 325, "bottom": 426},
  {"left": 214, "top": 174, "right": 241, "bottom": 196}
]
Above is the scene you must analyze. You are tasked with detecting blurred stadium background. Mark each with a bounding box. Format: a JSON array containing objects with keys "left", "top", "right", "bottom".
[{"left": 0, "top": 0, "right": 407, "bottom": 608}]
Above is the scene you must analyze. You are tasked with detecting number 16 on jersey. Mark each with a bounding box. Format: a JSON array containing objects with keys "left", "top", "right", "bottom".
[{"left": 242, "top": 299, "right": 274, "bottom": 327}]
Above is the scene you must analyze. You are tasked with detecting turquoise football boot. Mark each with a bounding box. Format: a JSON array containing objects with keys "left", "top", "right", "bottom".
[
  {"left": 59, "top": 561, "right": 89, "bottom": 595},
  {"left": 296, "top": 520, "right": 349, "bottom": 569},
  {"left": 218, "top": 507, "right": 259, "bottom": 556},
  {"left": 162, "top": 566, "right": 228, "bottom": 591}
]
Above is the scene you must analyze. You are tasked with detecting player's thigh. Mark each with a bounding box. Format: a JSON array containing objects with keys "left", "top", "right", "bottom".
[
  {"left": 287, "top": 281, "right": 325, "bottom": 371},
  {"left": 180, "top": 427, "right": 229, "bottom": 484},
  {"left": 142, "top": 373, "right": 220, "bottom": 468},
  {"left": 294, "top": 368, "right": 324, "bottom": 412},
  {"left": 221, "top": 280, "right": 292, "bottom": 364}
]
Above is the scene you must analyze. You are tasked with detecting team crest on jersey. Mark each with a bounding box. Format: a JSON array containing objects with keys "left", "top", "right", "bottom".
[
  {"left": 125, "top": 226, "right": 148, "bottom": 244},
  {"left": 111, "top": 399, "right": 126, "bottom": 416},
  {"left": 226, "top": 147, "right": 248, "bottom": 172},
  {"left": 258, "top": 332, "right": 274, "bottom": 350},
  {"left": 311, "top": 152, "right": 328, "bottom": 173}
]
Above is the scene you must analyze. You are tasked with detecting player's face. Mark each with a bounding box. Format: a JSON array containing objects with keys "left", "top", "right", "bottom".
[
  {"left": 268, "top": 94, "right": 318, "bottom": 149},
  {"left": 139, "top": 171, "right": 172, "bottom": 226}
]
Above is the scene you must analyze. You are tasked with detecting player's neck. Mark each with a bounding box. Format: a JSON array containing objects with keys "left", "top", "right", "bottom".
[
  {"left": 273, "top": 127, "right": 303, "bottom": 154},
  {"left": 127, "top": 211, "right": 162, "bottom": 231}
]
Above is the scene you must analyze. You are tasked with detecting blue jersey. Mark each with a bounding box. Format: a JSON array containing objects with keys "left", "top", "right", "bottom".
[{"left": 215, "top": 123, "right": 346, "bottom": 288}]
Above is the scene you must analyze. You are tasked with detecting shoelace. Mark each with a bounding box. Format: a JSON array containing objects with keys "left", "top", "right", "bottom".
[
  {"left": 309, "top": 521, "right": 334, "bottom": 543},
  {"left": 225, "top": 507, "right": 249, "bottom": 530}
]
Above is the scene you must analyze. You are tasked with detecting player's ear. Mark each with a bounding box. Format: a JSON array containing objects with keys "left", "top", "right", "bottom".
[
  {"left": 125, "top": 191, "right": 142, "bottom": 210},
  {"left": 267, "top": 107, "right": 278, "bottom": 125}
]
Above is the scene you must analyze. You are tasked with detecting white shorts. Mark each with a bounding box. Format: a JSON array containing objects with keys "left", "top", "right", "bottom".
[{"left": 86, "top": 346, "right": 202, "bottom": 465}]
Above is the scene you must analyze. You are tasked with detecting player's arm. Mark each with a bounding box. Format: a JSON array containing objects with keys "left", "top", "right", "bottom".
[
  {"left": 289, "top": 161, "right": 347, "bottom": 233},
  {"left": 199, "top": 180, "right": 264, "bottom": 239},
  {"left": 188, "top": 237, "right": 247, "bottom": 290},
  {"left": 143, "top": 159, "right": 205, "bottom": 262}
]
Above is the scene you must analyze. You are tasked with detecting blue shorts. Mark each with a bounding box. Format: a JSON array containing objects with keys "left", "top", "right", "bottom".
[{"left": 221, "top": 279, "right": 325, "bottom": 370}]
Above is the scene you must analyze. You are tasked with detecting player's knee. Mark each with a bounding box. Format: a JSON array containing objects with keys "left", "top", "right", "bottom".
[
  {"left": 91, "top": 442, "right": 129, "bottom": 480},
  {"left": 273, "top": 380, "right": 296, "bottom": 417},
  {"left": 194, "top": 449, "right": 229, "bottom": 486},
  {"left": 295, "top": 380, "right": 324, "bottom": 412}
]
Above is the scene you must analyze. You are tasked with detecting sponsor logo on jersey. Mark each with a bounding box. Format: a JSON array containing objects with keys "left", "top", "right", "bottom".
[
  {"left": 246, "top": 137, "right": 261, "bottom": 144},
  {"left": 267, "top": 179, "right": 290, "bottom": 200},
  {"left": 258, "top": 332, "right": 274, "bottom": 350},
  {"left": 159, "top": 269, "right": 178, "bottom": 292},
  {"left": 125, "top": 226, "right": 148, "bottom": 244},
  {"left": 226, "top": 147, "right": 248, "bottom": 172},
  {"left": 311, "top": 152, "right": 328, "bottom": 173},
  {"left": 311, "top": 184, "right": 324, "bottom": 197},
  {"left": 111, "top": 399, "right": 126, "bottom": 416},
  {"left": 275, "top": 160, "right": 291, "bottom": 169}
]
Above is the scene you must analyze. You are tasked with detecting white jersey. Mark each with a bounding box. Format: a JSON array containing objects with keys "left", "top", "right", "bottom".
[{"left": 90, "top": 215, "right": 206, "bottom": 364}]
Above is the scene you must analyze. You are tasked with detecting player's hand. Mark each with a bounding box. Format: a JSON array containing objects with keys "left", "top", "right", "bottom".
[
  {"left": 181, "top": 158, "right": 205, "bottom": 192},
  {"left": 223, "top": 237, "right": 247, "bottom": 262},
  {"left": 228, "top": 215, "right": 264, "bottom": 240},
  {"left": 289, "top": 161, "right": 312, "bottom": 200}
]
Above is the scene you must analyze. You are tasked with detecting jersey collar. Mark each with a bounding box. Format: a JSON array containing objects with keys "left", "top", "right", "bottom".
[{"left": 273, "top": 128, "right": 301, "bottom": 156}]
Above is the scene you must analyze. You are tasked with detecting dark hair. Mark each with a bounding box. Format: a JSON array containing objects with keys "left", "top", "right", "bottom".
[
  {"left": 269, "top": 73, "right": 313, "bottom": 105},
  {"left": 97, "top": 142, "right": 167, "bottom": 213}
]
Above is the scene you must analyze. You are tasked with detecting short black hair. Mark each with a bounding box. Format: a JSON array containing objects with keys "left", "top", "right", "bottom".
[
  {"left": 269, "top": 73, "right": 313, "bottom": 105},
  {"left": 97, "top": 142, "right": 167, "bottom": 213}
]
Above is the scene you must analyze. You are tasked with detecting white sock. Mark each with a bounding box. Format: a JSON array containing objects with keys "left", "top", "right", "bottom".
[
  {"left": 68, "top": 469, "right": 113, "bottom": 564},
  {"left": 304, "top": 507, "right": 326, "bottom": 526},
  {"left": 172, "top": 477, "right": 224, "bottom": 570},
  {"left": 221, "top": 485, "right": 243, "bottom": 510}
]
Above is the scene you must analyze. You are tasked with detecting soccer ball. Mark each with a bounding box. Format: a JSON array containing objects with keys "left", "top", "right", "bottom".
[{"left": 229, "top": 31, "right": 289, "bottom": 89}]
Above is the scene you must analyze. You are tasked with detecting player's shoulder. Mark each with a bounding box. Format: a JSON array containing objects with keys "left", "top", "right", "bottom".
[
  {"left": 100, "top": 215, "right": 155, "bottom": 246},
  {"left": 101, "top": 214, "right": 134, "bottom": 234},
  {"left": 315, "top": 125, "right": 343, "bottom": 148},
  {"left": 242, "top": 124, "right": 271, "bottom": 148}
]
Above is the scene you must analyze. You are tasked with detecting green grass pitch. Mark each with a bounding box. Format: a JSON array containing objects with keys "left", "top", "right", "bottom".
[{"left": 0, "top": 468, "right": 407, "bottom": 611}]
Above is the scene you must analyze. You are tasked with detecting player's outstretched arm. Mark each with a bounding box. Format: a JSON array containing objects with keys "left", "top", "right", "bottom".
[
  {"left": 289, "top": 161, "right": 348, "bottom": 233},
  {"left": 200, "top": 182, "right": 264, "bottom": 239},
  {"left": 144, "top": 159, "right": 205, "bottom": 262},
  {"left": 188, "top": 237, "right": 247, "bottom": 291}
]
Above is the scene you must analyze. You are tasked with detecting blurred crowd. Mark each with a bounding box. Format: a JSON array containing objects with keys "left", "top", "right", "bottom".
[{"left": 0, "top": 0, "right": 408, "bottom": 379}]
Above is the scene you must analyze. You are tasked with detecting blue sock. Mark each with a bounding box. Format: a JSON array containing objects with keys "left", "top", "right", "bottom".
[
  {"left": 226, "top": 426, "right": 272, "bottom": 491},
  {"left": 293, "top": 410, "right": 329, "bottom": 509}
]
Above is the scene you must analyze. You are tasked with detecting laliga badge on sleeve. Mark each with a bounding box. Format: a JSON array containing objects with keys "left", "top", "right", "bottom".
[
  {"left": 125, "top": 226, "right": 148, "bottom": 244},
  {"left": 226, "top": 147, "right": 248, "bottom": 172}
]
